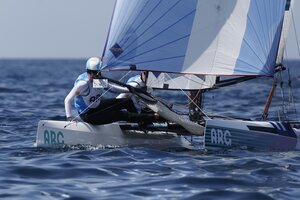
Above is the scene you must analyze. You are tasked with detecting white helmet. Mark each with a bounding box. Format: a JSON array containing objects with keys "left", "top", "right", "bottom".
[{"left": 86, "top": 57, "right": 101, "bottom": 71}]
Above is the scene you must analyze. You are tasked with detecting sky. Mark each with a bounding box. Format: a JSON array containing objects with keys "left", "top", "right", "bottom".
[
  {"left": 0, "top": 0, "right": 299, "bottom": 59},
  {"left": 0, "top": 0, "right": 116, "bottom": 59}
]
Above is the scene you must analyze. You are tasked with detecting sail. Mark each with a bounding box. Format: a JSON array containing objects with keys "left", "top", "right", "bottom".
[
  {"left": 146, "top": 72, "right": 216, "bottom": 90},
  {"left": 101, "top": 0, "right": 288, "bottom": 76},
  {"left": 276, "top": 0, "right": 294, "bottom": 64}
]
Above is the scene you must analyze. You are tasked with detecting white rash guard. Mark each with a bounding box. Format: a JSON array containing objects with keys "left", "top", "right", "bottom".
[{"left": 64, "top": 72, "right": 129, "bottom": 119}]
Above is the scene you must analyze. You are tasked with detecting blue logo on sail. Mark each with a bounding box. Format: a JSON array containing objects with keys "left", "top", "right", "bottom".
[{"left": 110, "top": 43, "right": 124, "bottom": 58}]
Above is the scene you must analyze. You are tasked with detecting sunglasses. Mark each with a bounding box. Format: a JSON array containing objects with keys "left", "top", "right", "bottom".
[
  {"left": 87, "top": 70, "right": 102, "bottom": 79},
  {"left": 87, "top": 70, "right": 101, "bottom": 75}
]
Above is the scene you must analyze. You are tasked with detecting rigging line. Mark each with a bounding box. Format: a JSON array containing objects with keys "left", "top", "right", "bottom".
[
  {"left": 291, "top": 7, "right": 300, "bottom": 58},
  {"left": 64, "top": 71, "right": 133, "bottom": 128},
  {"left": 165, "top": 73, "right": 211, "bottom": 119},
  {"left": 191, "top": 89, "right": 202, "bottom": 103},
  {"left": 278, "top": 69, "right": 287, "bottom": 117},
  {"left": 287, "top": 68, "right": 298, "bottom": 120},
  {"left": 284, "top": 50, "right": 298, "bottom": 120}
]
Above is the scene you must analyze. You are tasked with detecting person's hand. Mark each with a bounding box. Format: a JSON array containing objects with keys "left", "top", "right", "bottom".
[
  {"left": 64, "top": 117, "right": 78, "bottom": 128},
  {"left": 67, "top": 117, "right": 78, "bottom": 125},
  {"left": 127, "top": 85, "right": 135, "bottom": 93}
]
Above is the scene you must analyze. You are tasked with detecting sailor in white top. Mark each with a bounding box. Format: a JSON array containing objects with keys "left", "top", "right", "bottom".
[{"left": 64, "top": 57, "right": 157, "bottom": 125}]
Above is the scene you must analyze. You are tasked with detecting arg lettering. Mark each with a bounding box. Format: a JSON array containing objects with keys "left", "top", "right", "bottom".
[
  {"left": 210, "top": 128, "right": 231, "bottom": 146},
  {"left": 44, "top": 130, "right": 64, "bottom": 144}
]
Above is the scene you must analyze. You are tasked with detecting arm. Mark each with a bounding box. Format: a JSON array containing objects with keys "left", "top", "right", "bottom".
[
  {"left": 115, "top": 81, "right": 139, "bottom": 99},
  {"left": 64, "top": 81, "right": 86, "bottom": 120},
  {"left": 107, "top": 83, "right": 129, "bottom": 93}
]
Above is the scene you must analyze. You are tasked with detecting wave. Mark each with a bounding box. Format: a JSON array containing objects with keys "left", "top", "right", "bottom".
[{"left": 0, "top": 87, "right": 28, "bottom": 93}]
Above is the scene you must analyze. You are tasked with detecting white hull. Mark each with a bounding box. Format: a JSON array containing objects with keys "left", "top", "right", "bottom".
[
  {"left": 36, "top": 120, "right": 203, "bottom": 150},
  {"left": 36, "top": 119, "right": 300, "bottom": 151}
]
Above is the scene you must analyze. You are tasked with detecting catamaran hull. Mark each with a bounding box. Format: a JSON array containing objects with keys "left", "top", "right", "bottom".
[
  {"left": 205, "top": 119, "right": 300, "bottom": 151},
  {"left": 36, "top": 120, "right": 203, "bottom": 150},
  {"left": 36, "top": 119, "right": 300, "bottom": 151}
]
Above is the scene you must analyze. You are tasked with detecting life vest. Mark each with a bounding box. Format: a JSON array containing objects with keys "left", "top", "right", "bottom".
[{"left": 74, "top": 73, "right": 104, "bottom": 114}]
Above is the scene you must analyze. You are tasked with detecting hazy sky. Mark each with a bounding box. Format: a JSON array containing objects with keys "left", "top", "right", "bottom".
[
  {"left": 0, "top": 0, "right": 116, "bottom": 59},
  {"left": 0, "top": 0, "right": 299, "bottom": 59}
]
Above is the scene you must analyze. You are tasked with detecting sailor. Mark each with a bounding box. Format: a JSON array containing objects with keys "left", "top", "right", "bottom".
[
  {"left": 117, "top": 71, "right": 147, "bottom": 97},
  {"left": 64, "top": 57, "right": 158, "bottom": 125},
  {"left": 116, "top": 71, "right": 149, "bottom": 113}
]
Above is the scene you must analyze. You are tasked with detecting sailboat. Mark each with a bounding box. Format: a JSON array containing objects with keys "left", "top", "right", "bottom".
[{"left": 36, "top": 0, "right": 300, "bottom": 151}]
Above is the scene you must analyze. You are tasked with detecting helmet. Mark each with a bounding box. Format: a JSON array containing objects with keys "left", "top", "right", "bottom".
[{"left": 86, "top": 57, "right": 101, "bottom": 71}]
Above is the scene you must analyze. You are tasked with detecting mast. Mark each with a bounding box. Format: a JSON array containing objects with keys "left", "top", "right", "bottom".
[
  {"left": 262, "top": 80, "right": 277, "bottom": 121},
  {"left": 261, "top": 0, "right": 294, "bottom": 120}
]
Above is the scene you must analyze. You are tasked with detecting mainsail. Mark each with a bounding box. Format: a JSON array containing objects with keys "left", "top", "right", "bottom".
[{"left": 101, "top": 0, "right": 288, "bottom": 77}]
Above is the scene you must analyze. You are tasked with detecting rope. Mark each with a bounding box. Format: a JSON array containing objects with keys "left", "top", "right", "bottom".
[
  {"left": 278, "top": 70, "right": 286, "bottom": 114},
  {"left": 164, "top": 73, "right": 211, "bottom": 119},
  {"left": 283, "top": 54, "right": 298, "bottom": 121},
  {"left": 280, "top": 5, "right": 299, "bottom": 121}
]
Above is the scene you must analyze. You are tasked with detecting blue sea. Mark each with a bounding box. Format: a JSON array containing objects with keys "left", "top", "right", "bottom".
[{"left": 1, "top": 59, "right": 300, "bottom": 200}]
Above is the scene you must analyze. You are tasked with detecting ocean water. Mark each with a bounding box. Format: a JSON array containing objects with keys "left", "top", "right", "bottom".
[{"left": 1, "top": 59, "right": 300, "bottom": 200}]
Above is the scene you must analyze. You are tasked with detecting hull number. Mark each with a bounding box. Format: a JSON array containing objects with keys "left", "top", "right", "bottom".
[
  {"left": 210, "top": 128, "right": 231, "bottom": 146},
  {"left": 44, "top": 130, "right": 65, "bottom": 144}
]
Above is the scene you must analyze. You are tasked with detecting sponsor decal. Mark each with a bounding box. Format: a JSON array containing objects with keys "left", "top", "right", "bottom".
[
  {"left": 44, "top": 130, "right": 64, "bottom": 145},
  {"left": 210, "top": 128, "right": 232, "bottom": 146},
  {"left": 110, "top": 43, "right": 124, "bottom": 58}
]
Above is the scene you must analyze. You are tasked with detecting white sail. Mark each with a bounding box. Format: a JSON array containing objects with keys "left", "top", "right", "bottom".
[
  {"left": 146, "top": 72, "right": 216, "bottom": 90},
  {"left": 276, "top": 0, "right": 294, "bottom": 63},
  {"left": 102, "top": 0, "right": 289, "bottom": 77}
]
